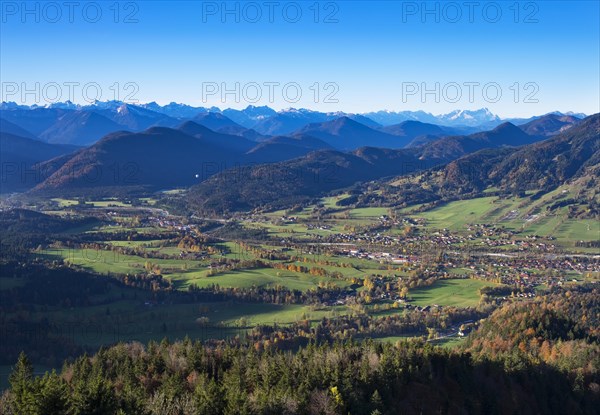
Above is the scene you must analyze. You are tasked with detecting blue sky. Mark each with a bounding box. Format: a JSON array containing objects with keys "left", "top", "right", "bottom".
[{"left": 1, "top": 0, "right": 598, "bottom": 117}]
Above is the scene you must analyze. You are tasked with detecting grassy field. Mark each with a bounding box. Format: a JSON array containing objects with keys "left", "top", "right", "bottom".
[
  {"left": 10, "top": 296, "right": 349, "bottom": 350},
  {"left": 349, "top": 207, "right": 390, "bottom": 218},
  {"left": 1, "top": 295, "right": 352, "bottom": 392},
  {"left": 51, "top": 198, "right": 131, "bottom": 208},
  {"left": 258, "top": 196, "right": 391, "bottom": 237},
  {"left": 410, "top": 192, "right": 599, "bottom": 247},
  {"left": 36, "top": 246, "right": 365, "bottom": 292},
  {"left": 51, "top": 198, "right": 158, "bottom": 208},
  {"left": 430, "top": 335, "right": 464, "bottom": 348},
  {"left": 411, "top": 197, "right": 507, "bottom": 230},
  {"left": 408, "top": 278, "right": 496, "bottom": 307},
  {"left": 168, "top": 267, "right": 349, "bottom": 291},
  {"left": 37, "top": 248, "right": 201, "bottom": 276}
]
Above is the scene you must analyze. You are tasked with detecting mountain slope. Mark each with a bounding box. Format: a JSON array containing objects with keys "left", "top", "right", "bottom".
[
  {"left": 405, "top": 134, "right": 445, "bottom": 148},
  {"left": 0, "top": 133, "right": 78, "bottom": 192},
  {"left": 222, "top": 106, "right": 277, "bottom": 128},
  {"left": 32, "top": 127, "right": 246, "bottom": 194},
  {"left": 97, "top": 104, "right": 178, "bottom": 130},
  {"left": 192, "top": 112, "right": 243, "bottom": 131},
  {"left": 0, "top": 108, "right": 68, "bottom": 135},
  {"left": 386, "top": 114, "right": 600, "bottom": 204},
  {"left": 177, "top": 121, "right": 256, "bottom": 152},
  {"left": 185, "top": 116, "right": 599, "bottom": 213},
  {"left": 0, "top": 118, "right": 38, "bottom": 140},
  {"left": 293, "top": 117, "right": 407, "bottom": 150},
  {"left": 214, "top": 125, "right": 266, "bottom": 140},
  {"left": 246, "top": 134, "right": 333, "bottom": 162},
  {"left": 380, "top": 120, "right": 448, "bottom": 138},
  {"left": 339, "top": 114, "right": 381, "bottom": 129},
  {"left": 417, "top": 122, "right": 541, "bottom": 161},
  {"left": 488, "top": 114, "right": 599, "bottom": 191},
  {"left": 38, "top": 111, "right": 124, "bottom": 145},
  {"left": 518, "top": 113, "right": 581, "bottom": 137},
  {"left": 252, "top": 109, "right": 331, "bottom": 135},
  {"left": 186, "top": 145, "right": 424, "bottom": 212}
]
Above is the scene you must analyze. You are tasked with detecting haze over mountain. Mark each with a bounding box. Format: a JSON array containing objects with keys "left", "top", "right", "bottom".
[
  {"left": 246, "top": 134, "right": 333, "bottom": 162},
  {"left": 222, "top": 106, "right": 277, "bottom": 128},
  {"left": 417, "top": 122, "right": 542, "bottom": 161},
  {"left": 97, "top": 104, "right": 179, "bottom": 130},
  {"left": 380, "top": 120, "right": 446, "bottom": 137},
  {"left": 0, "top": 108, "right": 68, "bottom": 136},
  {"left": 251, "top": 109, "right": 332, "bottom": 135},
  {"left": 38, "top": 111, "right": 124, "bottom": 145},
  {"left": 334, "top": 113, "right": 382, "bottom": 129},
  {"left": 185, "top": 117, "right": 559, "bottom": 213},
  {"left": 0, "top": 118, "right": 38, "bottom": 140},
  {"left": 0, "top": 132, "right": 78, "bottom": 192},
  {"left": 215, "top": 125, "right": 266, "bottom": 141},
  {"left": 0, "top": 133, "right": 78, "bottom": 163},
  {"left": 191, "top": 112, "right": 243, "bottom": 131},
  {"left": 387, "top": 113, "right": 600, "bottom": 204},
  {"left": 378, "top": 120, "right": 464, "bottom": 147},
  {"left": 1, "top": 101, "right": 588, "bottom": 148},
  {"left": 517, "top": 113, "right": 581, "bottom": 137},
  {"left": 176, "top": 121, "right": 256, "bottom": 153},
  {"left": 32, "top": 127, "right": 245, "bottom": 194},
  {"left": 293, "top": 117, "right": 406, "bottom": 150},
  {"left": 27, "top": 111, "right": 567, "bottom": 198},
  {"left": 30, "top": 125, "right": 333, "bottom": 194}
]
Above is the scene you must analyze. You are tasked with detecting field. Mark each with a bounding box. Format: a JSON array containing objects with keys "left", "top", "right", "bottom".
[
  {"left": 36, "top": 246, "right": 364, "bottom": 292},
  {"left": 21, "top": 300, "right": 348, "bottom": 347},
  {"left": 408, "top": 278, "right": 496, "bottom": 307},
  {"left": 168, "top": 267, "right": 351, "bottom": 291},
  {"left": 6, "top": 184, "right": 596, "bottom": 393},
  {"left": 257, "top": 190, "right": 599, "bottom": 250},
  {"left": 0, "top": 270, "right": 350, "bottom": 353},
  {"left": 409, "top": 191, "right": 600, "bottom": 247},
  {"left": 37, "top": 248, "right": 199, "bottom": 276},
  {"left": 50, "top": 198, "right": 157, "bottom": 208}
]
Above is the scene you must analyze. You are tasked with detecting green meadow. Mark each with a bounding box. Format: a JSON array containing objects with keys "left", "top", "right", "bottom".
[
  {"left": 409, "top": 192, "right": 599, "bottom": 247},
  {"left": 408, "top": 278, "right": 496, "bottom": 307}
]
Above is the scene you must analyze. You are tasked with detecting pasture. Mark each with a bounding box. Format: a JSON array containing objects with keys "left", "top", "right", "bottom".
[{"left": 408, "top": 278, "right": 496, "bottom": 307}]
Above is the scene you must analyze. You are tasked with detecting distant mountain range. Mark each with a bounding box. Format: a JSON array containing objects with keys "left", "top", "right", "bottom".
[
  {"left": 0, "top": 132, "right": 78, "bottom": 192},
  {"left": 38, "top": 111, "right": 124, "bottom": 145},
  {"left": 32, "top": 127, "right": 242, "bottom": 193},
  {"left": 2, "top": 108, "right": 591, "bottom": 196},
  {"left": 386, "top": 114, "right": 600, "bottom": 206},
  {"left": 1, "top": 101, "right": 587, "bottom": 146},
  {"left": 24, "top": 123, "right": 335, "bottom": 195},
  {"left": 1, "top": 98, "right": 592, "bottom": 200},
  {"left": 0, "top": 118, "right": 39, "bottom": 140},
  {"left": 293, "top": 117, "right": 403, "bottom": 150},
  {"left": 417, "top": 122, "right": 541, "bottom": 162},
  {"left": 185, "top": 114, "right": 596, "bottom": 213},
  {"left": 517, "top": 113, "right": 582, "bottom": 137}
]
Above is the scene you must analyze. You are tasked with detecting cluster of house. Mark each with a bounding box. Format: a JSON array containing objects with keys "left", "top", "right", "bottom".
[
  {"left": 339, "top": 248, "right": 414, "bottom": 264},
  {"left": 148, "top": 216, "right": 193, "bottom": 232}
]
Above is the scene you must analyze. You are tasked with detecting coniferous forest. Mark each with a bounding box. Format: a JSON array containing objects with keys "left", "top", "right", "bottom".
[{"left": 2, "top": 286, "right": 598, "bottom": 415}]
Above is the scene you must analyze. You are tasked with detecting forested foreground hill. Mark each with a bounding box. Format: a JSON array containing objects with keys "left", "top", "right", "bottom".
[{"left": 2, "top": 288, "right": 598, "bottom": 415}]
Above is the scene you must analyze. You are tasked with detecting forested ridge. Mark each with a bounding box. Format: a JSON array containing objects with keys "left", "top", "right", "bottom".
[{"left": 2, "top": 287, "right": 598, "bottom": 415}]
